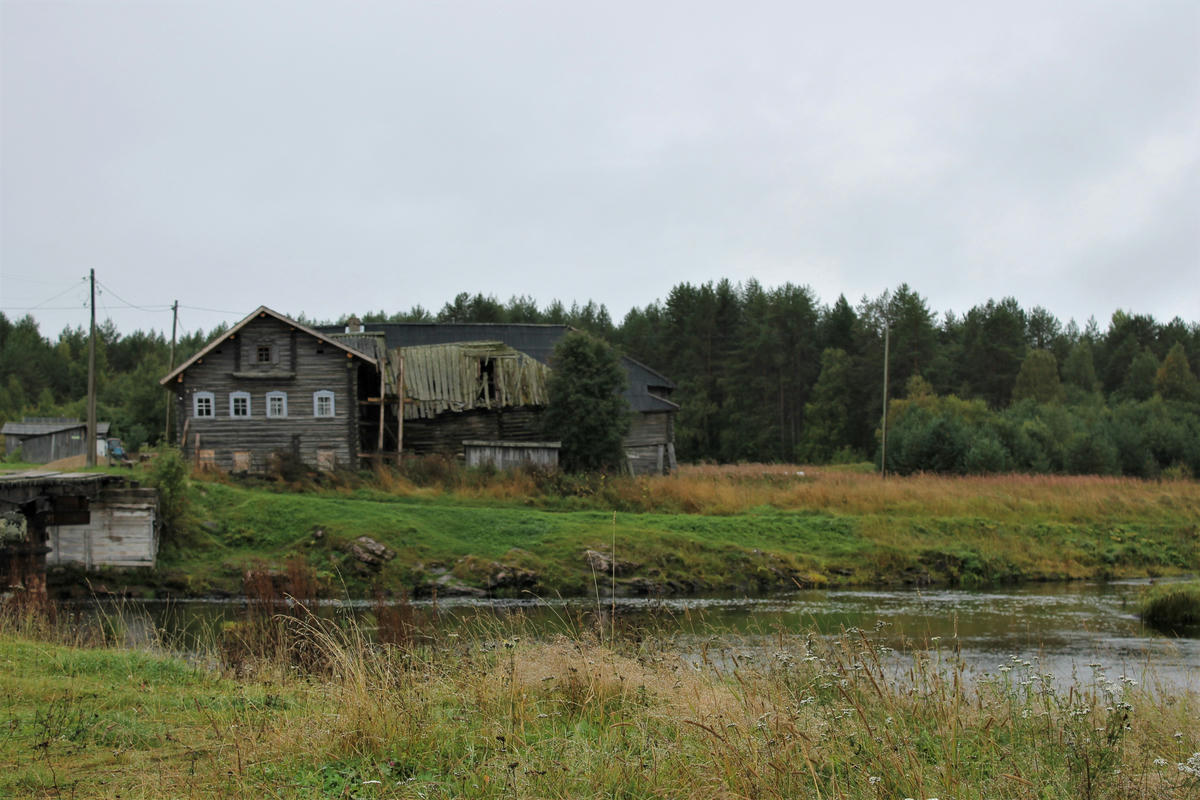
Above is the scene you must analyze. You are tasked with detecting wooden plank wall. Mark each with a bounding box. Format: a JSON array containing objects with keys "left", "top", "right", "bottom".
[
  {"left": 624, "top": 412, "right": 674, "bottom": 475},
  {"left": 47, "top": 489, "right": 159, "bottom": 569},
  {"left": 465, "top": 443, "right": 560, "bottom": 470},
  {"left": 403, "top": 408, "right": 546, "bottom": 457}
]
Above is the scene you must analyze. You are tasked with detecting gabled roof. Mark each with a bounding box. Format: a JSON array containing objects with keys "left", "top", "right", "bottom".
[{"left": 160, "top": 306, "right": 377, "bottom": 385}]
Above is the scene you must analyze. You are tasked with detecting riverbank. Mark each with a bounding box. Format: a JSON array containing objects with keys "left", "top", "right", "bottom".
[
  {"left": 51, "top": 464, "right": 1199, "bottom": 600},
  {"left": 2, "top": 610, "right": 1197, "bottom": 799}
]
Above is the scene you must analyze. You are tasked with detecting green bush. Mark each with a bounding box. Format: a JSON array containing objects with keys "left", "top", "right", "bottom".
[
  {"left": 964, "top": 435, "right": 1009, "bottom": 474},
  {"left": 146, "top": 445, "right": 192, "bottom": 544},
  {"left": 1139, "top": 581, "right": 1200, "bottom": 630}
]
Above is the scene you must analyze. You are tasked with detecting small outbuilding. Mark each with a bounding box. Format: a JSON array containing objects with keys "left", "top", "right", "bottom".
[{"left": 1, "top": 418, "right": 111, "bottom": 464}]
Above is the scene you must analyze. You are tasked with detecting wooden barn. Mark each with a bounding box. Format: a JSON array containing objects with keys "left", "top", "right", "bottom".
[
  {"left": 160, "top": 308, "right": 677, "bottom": 474},
  {"left": 2, "top": 418, "right": 111, "bottom": 464},
  {"left": 322, "top": 320, "right": 678, "bottom": 474}
]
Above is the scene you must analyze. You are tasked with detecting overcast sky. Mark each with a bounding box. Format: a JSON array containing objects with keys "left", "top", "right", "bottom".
[{"left": 2, "top": 0, "right": 1197, "bottom": 340}]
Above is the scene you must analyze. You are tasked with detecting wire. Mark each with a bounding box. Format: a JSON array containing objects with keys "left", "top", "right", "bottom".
[
  {"left": 179, "top": 304, "right": 249, "bottom": 316},
  {"left": 3, "top": 277, "right": 88, "bottom": 312},
  {"left": 0, "top": 305, "right": 89, "bottom": 311},
  {"left": 94, "top": 279, "right": 173, "bottom": 312}
]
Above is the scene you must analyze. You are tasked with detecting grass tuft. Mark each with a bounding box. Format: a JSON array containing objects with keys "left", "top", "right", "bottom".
[{"left": 1140, "top": 580, "right": 1200, "bottom": 631}]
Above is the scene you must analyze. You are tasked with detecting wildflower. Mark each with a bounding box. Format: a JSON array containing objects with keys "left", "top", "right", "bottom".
[
  {"left": 1154, "top": 758, "right": 1168, "bottom": 767},
  {"left": 868, "top": 776, "right": 881, "bottom": 785}
]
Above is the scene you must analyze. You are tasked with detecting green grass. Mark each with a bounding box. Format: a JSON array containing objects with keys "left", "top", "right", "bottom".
[
  {"left": 126, "top": 478, "right": 1200, "bottom": 599},
  {"left": 1140, "top": 580, "right": 1200, "bottom": 630}
]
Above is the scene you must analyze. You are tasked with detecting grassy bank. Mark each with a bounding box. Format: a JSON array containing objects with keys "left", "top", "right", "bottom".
[
  {"left": 33, "top": 461, "right": 1200, "bottom": 598},
  {"left": 2, "top": 609, "right": 1198, "bottom": 799},
  {"left": 105, "top": 464, "right": 1197, "bottom": 599}
]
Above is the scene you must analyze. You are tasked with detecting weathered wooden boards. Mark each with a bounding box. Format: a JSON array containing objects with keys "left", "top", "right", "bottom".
[{"left": 396, "top": 342, "right": 551, "bottom": 420}]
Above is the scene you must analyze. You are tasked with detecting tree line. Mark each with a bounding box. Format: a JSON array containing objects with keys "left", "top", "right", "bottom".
[{"left": 2, "top": 281, "right": 1198, "bottom": 475}]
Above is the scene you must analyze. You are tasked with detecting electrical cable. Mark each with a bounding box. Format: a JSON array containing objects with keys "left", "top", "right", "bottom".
[
  {"left": 0, "top": 277, "right": 88, "bottom": 312},
  {"left": 93, "top": 279, "right": 172, "bottom": 313}
]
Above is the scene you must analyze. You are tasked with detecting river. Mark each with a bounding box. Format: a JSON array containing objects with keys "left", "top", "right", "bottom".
[{"left": 82, "top": 577, "right": 1199, "bottom": 692}]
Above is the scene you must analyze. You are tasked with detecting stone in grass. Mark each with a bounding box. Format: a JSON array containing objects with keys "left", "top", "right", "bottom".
[
  {"left": 583, "top": 549, "right": 639, "bottom": 577},
  {"left": 348, "top": 536, "right": 396, "bottom": 573}
]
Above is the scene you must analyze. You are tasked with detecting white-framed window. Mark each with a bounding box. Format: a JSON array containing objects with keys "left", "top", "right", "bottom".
[
  {"left": 313, "top": 390, "right": 335, "bottom": 418},
  {"left": 266, "top": 391, "right": 288, "bottom": 418},
  {"left": 194, "top": 391, "right": 215, "bottom": 418},
  {"left": 230, "top": 391, "right": 251, "bottom": 418}
]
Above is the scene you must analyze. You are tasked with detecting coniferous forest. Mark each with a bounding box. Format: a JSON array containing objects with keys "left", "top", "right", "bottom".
[{"left": 2, "top": 280, "right": 1198, "bottom": 477}]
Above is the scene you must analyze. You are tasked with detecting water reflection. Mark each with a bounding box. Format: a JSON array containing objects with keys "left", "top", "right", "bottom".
[{"left": 80, "top": 578, "right": 1198, "bottom": 691}]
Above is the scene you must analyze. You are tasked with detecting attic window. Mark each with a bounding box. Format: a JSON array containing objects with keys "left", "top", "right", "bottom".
[{"left": 256, "top": 345, "right": 272, "bottom": 363}]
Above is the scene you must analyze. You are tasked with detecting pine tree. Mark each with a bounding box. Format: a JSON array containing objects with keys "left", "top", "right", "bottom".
[
  {"left": 1156, "top": 343, "right": 1200, "bottom": 402},
  {"left": 1012, "top": 349, "right": 1065, "bottom": 404}
]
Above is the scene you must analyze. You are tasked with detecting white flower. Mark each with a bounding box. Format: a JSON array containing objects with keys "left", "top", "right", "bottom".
[{"left": 868, "top": 776, "right": 881, "bottom": 785}]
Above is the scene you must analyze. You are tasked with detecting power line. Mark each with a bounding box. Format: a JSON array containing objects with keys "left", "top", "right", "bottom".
[
  {"left": 94, "top": 279, "right": 173, "bottom": 312},
  {"left": 0, "top": 305, "right": 90, "bottom": 311},
  {"left": 4, "top": 277, "right": 88, "bottom": 312},
  {"left": 179, "top": 304, "right": 248, "bottom": 316}
]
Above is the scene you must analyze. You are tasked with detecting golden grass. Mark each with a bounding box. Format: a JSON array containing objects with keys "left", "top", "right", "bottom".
[{"left": 416, "top": 460, "right": 1200, "bottom": 522}]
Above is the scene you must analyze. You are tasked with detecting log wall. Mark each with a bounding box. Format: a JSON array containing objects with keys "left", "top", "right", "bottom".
[{"left": 170, "top": 315, "right": 367, "bottom": 471}]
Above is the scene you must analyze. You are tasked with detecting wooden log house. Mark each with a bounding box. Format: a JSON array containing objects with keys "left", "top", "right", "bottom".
[{"left": 159, "top": 307, "right": 399, "bottom": 472}]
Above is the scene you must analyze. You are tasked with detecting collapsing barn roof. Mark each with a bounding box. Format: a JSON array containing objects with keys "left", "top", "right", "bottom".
[{"left": 393, "top": 342, "right": 551, "bottom": 420}]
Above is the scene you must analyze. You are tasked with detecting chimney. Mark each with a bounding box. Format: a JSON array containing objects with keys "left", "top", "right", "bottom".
[{"left": 347, "top": 315, "right": 362, "bottom": 334}]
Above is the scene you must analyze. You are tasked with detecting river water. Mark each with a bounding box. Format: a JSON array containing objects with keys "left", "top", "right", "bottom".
[{"left": 85, "top": 577, "right": 1199, "bottom": 692}]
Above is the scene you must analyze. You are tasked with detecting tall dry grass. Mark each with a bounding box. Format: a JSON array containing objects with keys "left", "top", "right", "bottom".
[
  {"left": 239, "top": 614, "right": 1200, "bottom": 799},
  {"left": 366, "top": 457, "right": 1200, "bottom": 522}
]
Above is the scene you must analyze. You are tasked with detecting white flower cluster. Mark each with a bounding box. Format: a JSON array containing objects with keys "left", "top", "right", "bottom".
[{"left": 1178, "top": 753, "right": 1200, "bottom": 777}]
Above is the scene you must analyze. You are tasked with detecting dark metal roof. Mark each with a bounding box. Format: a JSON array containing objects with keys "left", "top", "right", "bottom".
[
  {"left": 321, "top": 323, "right": 571, "bottom": 364},
  {"left": 316, "top": 322, "right": 677, "bottom": 413}
]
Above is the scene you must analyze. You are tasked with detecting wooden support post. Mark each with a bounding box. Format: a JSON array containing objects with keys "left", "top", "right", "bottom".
[
  {"left": 86, "top": 269, "right": 97, "bottom": 467},
  {"left": 396, "top": 351, "right": 405, "bottom": 463},
  {"left": 376, "top": 369, "right": 386, "bottom": 456}
]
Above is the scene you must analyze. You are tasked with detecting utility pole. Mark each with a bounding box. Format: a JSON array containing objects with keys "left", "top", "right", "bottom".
[
  {"left": 86, "top": 269, "right": 97, "bottom": 467},
  {"left": 880, "top": 321, "right": 890, "bottom": 478},
  {"left": 164, "top": 300, "right": 178, "bottom": 443}
]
